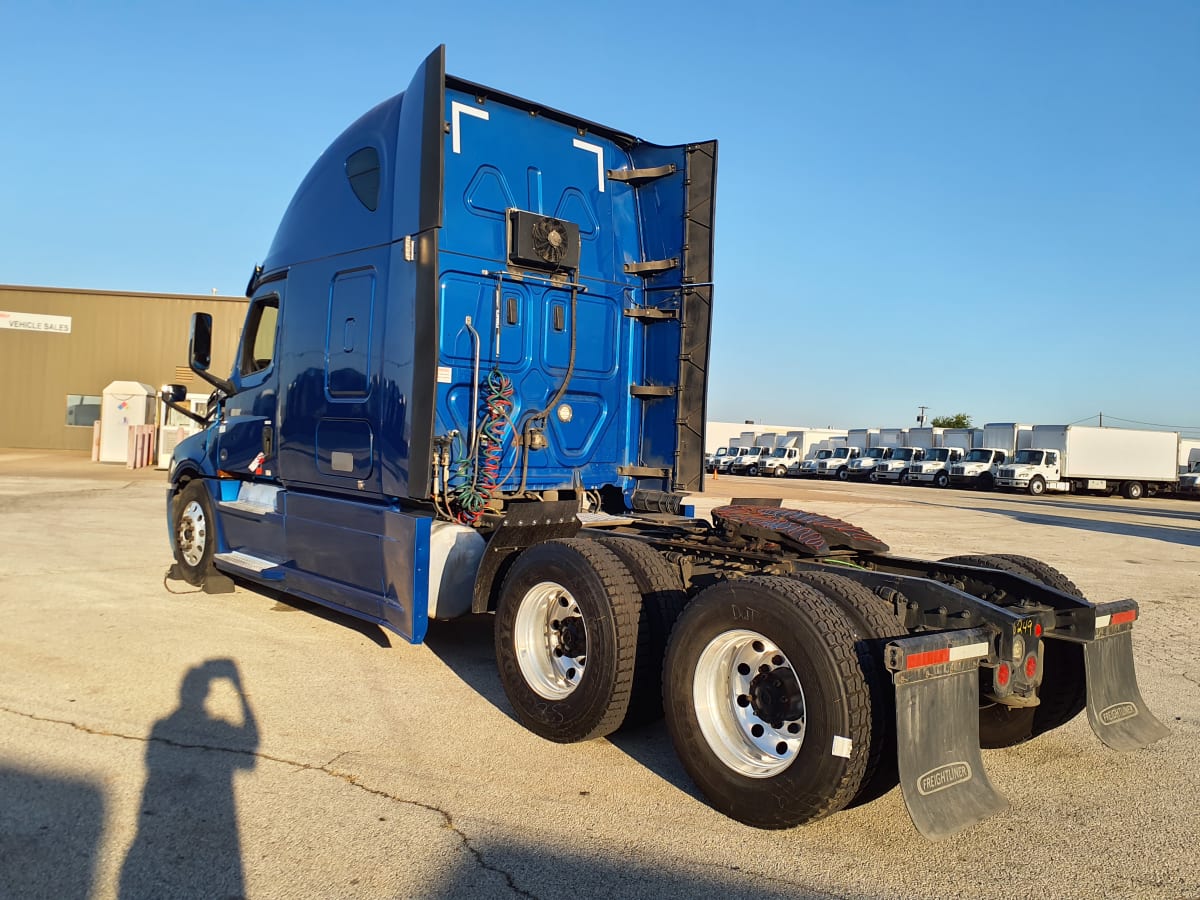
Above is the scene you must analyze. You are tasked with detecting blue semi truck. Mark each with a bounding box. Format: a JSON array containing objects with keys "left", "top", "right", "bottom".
[{"left": 162, "top": 46, "right": 1165, "bottom": 839}]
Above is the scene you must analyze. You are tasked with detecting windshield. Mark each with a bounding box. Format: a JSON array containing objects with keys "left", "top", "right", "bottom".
[
  {"left": 964, "top": 449, "right": 992, "bottom": 463},
  {"left": 926, "top": 448, "right": 950, "bottom": 462},
  {"left": 1013, "top": 449, "right": 1044, "bottom": 465},
  {"left": 714, "top": 448, "right": 728, "bottom": 457},
  {"left": 864, "top": 448, "right": 887, "bottom": 459},
  {"left": 893, "top": 448, "right": 917, "bottom": 461},
  {"left": 816, "top": 449, "right": 833, "bottom": 459},
  {"left": 832, "top": 447, "right": 851, "bottom": 459},
  {"left": 771, "top": 447, "right": 788, "bottom": 458}
]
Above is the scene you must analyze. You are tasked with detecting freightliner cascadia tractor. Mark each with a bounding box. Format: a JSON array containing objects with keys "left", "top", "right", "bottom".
[{"left": 162, "top": 46, "right": 1166, "bottom": 840}]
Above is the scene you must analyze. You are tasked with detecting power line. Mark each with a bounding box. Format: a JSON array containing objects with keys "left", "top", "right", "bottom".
[
  {"left": 1102, "top": 414, "right": 1200, "bottom": 431},
  {"left": 1065, "top": 412, "right": 1200, "bottom": 432}
]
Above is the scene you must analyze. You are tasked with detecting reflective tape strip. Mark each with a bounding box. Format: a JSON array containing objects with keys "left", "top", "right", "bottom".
[
  {"left": 906, "top": 641, "right": 989, "bottom": 670},
  {"left": 949, "top": 641, "right": 990, "bottom": 662},
  {"left": 1097, "top": 610, "right": 1137, "bottom": 630}
]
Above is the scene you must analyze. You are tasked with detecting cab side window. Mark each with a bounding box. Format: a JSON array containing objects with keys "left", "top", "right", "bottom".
[{"left": 241, "top": 296, "right": 280, "bottom": 376}]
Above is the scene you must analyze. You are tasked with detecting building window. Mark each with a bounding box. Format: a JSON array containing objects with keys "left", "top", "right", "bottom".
[{"left": 66, "top": 394, "right": 101, "bottom": 427}]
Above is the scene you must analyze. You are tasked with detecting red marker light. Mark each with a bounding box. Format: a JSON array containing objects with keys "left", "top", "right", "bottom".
[
  {"left": 1035, "top": 623, "right": 1043, "bottom": 637},
  {"left": 996, "top": 664, "right": 1011, "bottom": 687},
  {"left": 1112, "top": 610, "right": 1137, "bottom": 626},
  {"left": 1025, "top": 655, "right": 1038, "bottom": 678}
]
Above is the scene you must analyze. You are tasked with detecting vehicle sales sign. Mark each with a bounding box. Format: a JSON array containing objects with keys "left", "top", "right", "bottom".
[{"left": 0, "top": 311, "right": 72, "bottom": 334}]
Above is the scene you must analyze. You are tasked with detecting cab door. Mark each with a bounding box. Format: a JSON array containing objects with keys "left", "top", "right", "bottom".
[{"left": 218, "top": 286, "right": 283, "bottom": 477}]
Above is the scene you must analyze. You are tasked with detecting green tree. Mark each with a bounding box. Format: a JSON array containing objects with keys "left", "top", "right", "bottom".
[{"left": 931, "top": 413, "right": 973, "bottom": 429}]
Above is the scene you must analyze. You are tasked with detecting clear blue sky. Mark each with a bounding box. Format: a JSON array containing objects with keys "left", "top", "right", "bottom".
[{"left": 2, "top": 2, "right": 1197, "bottom": 435}]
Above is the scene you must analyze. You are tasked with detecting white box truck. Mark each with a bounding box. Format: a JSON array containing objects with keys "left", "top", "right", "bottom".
[
  {"left": 788, "top": 435, "right": 847, "bottom": 477},
  {"left": 730, "top": 433, "right": 777, "bottom": 476},
  {"left": 949, "top": 423, "right": 1032, "bottom": 491},
  {"left": 706, "top": 440, "right": 738, "bottom": 474},
  {"left": 755, "top": 429, "right": 843, "bottom": 477},
  {"left": 761, "top": 434, "right": 804, "bottom": 477},
  {"left": 907, "top": 446, "right": 967, "bottom": 487},
  {"left": 873, "top": 445, "right": 929, "bottom": 484},
  {"left": 846, "top": 445, "right": 895, "bottom": 480},
  {"left": 995, "top": 425, "right": 1179, "bottom": 499}
]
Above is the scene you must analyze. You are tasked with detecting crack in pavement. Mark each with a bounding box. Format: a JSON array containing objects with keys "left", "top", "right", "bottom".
[{"left": 0, "top": 705, "right": 539, "bottom": 899}]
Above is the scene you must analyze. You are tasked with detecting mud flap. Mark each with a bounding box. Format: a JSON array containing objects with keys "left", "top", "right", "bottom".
[
  {"left": 1083, "top": 629, "right": 1170, "bottom": 751},
  {"left": 888, "top": 629, "right": 1009, "bottom": 840}
]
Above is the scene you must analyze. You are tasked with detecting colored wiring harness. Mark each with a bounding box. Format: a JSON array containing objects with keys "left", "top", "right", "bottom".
[{"left": 452, "top": 367, "right": 514, "bottom": 525}]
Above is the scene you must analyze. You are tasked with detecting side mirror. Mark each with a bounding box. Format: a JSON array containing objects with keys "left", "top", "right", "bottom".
[
  {"left": 186, "top": 312, "right": 236, "bottom": 396},
  {"left": 160, "top": 383, "right": 188, "bottom": 404},
  {"left": 189, "top": 313, "right": 213, "bottom": 372}
]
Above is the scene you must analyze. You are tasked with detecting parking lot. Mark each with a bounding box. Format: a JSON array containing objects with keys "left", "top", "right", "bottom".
[{"left": 1, "top": 452, "right": 1198, "bottom": 899}]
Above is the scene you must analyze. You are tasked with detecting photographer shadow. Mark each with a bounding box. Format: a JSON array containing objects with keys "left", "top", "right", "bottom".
[{"left": 119, "top": 658, "right": 258, "bottom": 899}]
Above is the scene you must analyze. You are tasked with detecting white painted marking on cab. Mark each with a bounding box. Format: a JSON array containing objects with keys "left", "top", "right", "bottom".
[
  {"left": 451, "top": 101, "right": 489, "bottom": 154},
  {"left": 573, "top": 138, "right": 605, "bottom": 192}
]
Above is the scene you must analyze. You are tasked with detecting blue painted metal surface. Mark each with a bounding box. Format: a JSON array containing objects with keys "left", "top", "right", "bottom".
[{"left": 168, "top": 45, "right": 713, "bottom": 643}]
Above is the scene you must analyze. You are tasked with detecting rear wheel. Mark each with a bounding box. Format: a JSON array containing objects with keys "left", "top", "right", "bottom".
[
  {"left": 588, "top": 536, "right": 687, "bottom": 728},
  {"left": 789, "top": 571, "right": 908, "bottom": 805},
  {"left": 1122, "top": 481, "right": 1144, "bottom": 500},
  {"left": 663, "top": 576, "right": 872, "bottom": 829},
  {"left": 495, "top": 539, "right": 642, "bottom": 743},
  {"left": 940, "top": 554, "right": 1087, "bottom": 748}
]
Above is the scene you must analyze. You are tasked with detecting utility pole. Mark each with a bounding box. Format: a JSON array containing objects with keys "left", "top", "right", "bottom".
[{"left": 916, "top": 405, "right": 929, "bottom": 427}]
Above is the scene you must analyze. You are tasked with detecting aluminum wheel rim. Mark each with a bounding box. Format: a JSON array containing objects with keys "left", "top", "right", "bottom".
[
  {"left": 177, "top": 500, "right": 207, "bottom": 566},
  {"left": 693, "top": 629, "right": 806, "bottom": 778},
  {"left": 514, "top": 581, "right": 588, "bottom": 700}
]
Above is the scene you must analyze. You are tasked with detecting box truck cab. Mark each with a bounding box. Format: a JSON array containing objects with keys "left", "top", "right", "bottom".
[
  {"left": 816, "top": 445, "right": 861, "bottom": 480},
  {"left": 706, "top": 445, "right": 733, "bottom": 473},
  {"left": 795, "top": 447, "right": 833, "bottom": 478},
  {"left": 846, "top": 446, "right": 892, "bottom": 479},
  {"left": 995, "top": 449, "right": 1064, "bottom": 495},
  {"left": 762, "top": 442, "right": 803, "bottom": 477},
  {"left": 730, "top": 444, "right": 772, "bottom": 476},
  {"left": 873, "top": 446, "right": 926, "bottom": 484},
  {"left": 948, "top": 448, "right": 1008, "bottom": 490},
  {"left": 716, "top": 445, "right": 749, "bottom": 474},
  {"left": 1179, "top": 460, "right": 1200, "bottom": 497},
  {"left": 907, "top": 446, "right": 966, "bottom": 488}
]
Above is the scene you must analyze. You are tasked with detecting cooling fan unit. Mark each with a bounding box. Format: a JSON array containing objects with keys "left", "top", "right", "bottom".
[{"left": 508, "top": 210, "right": 580, "bottom": 272}]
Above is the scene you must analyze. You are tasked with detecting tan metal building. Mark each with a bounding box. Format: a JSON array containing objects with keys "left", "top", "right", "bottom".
[{"left": 0, "top": 285, "right": 248, "bottom": 451}]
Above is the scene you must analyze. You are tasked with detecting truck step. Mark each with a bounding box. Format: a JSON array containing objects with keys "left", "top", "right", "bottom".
[
  {"left": 218, "top": 499, "right": 275, "bottom": 515},
  {"left": 214, "top": 551, "right": 285, "bottom": 580}
]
